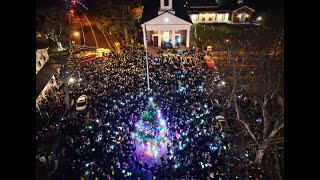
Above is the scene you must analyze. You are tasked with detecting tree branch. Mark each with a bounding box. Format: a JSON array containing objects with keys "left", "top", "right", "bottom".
[
  {"left": 266, "top": 123, "right": 284, "bottom": 144},
  {"left": 238, "top": 119, "right": 260, "bottom": 146}
]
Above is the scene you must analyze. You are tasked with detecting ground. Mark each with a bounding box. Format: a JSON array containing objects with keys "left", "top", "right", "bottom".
[{"left": 191, "top": 23, "right": 263, "bottom": 48}]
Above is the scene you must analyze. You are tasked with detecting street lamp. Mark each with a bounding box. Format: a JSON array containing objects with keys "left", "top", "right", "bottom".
[
  {"left": 257, "top": 16, "right": 262, "bottom": 21},
  {"left": 69, "top": 31, "right": 80, "bottom": 40},
  {"left": 69, "top": 31, "right": 80, "bottom": 48},
  {"left": 221, "top": 81, "right": 226, "bottom": 86},
  {"left": 73, "top": 32, "right": 79, "bottom": 36}
]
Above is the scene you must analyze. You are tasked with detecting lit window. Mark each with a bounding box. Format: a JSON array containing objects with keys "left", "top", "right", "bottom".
[
  {"left": 239, "top": 12, "right": 248, "bottom": 22},
  {"left": 225, "top": 13, "right": 229, "bottom": 22},
  {"left": 191, "top": 14, "right": 198, "bottom": 21}
]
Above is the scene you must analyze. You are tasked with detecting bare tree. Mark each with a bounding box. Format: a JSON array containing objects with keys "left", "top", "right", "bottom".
[
  {"left": 36, "top": 0, "right": 71, "bottom": 51},
  {"left": 215, "top": 26, "right": 284, "bottom": 177}
]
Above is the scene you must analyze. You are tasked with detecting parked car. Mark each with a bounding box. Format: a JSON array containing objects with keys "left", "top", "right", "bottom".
[{"left": 76, "top": 95, "right": 88, "bottom": 112}]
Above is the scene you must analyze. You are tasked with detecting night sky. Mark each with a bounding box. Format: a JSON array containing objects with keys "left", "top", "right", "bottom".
[
  {"left": 247, "top": 0, "right": 284, "bottom": 11},
  {"left": 84, "top": 0, "right": 284, "bottom": 12},
  {"left": 47, "top": 0, "right": 284, "bottom": 18}
]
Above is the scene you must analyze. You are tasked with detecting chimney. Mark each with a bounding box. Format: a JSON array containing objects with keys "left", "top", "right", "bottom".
[{"left": 237, "top": 0, "right": 243, "bottom": 4}]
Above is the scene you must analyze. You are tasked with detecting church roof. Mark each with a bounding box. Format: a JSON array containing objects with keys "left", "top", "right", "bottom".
[{"left": 141, "top": 0, "right": 192, "bottom": 24}]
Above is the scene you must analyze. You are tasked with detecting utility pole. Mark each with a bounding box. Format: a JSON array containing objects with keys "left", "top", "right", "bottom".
[
  {"left": 143, "top": 23, "right": 150, "bottom": 92},
  {"left": 62, "top": 41, "right": 75, "bottom": 116}
]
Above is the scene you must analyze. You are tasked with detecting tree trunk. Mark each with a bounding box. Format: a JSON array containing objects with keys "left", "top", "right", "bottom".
[
  {"left": 262, "top": 98, "right": 268, "bottom": 140},
  {"left": 63, "top": 73, "right": 70, "bottom": 115},
  {"left": 124, "top": 26, "right": 129, "bottom": 46},
  {"left": 232, "top": 89, "right": 240, "bottom": 120},
  {"left": 254, "top": 143, "right": 268, "bottom": 164},
  {"left": 273, "top": 150, "right": 283, "bottom": 180}
]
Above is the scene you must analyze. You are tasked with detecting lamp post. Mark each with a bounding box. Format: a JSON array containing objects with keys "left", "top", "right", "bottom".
[
  {"left": 63, "top": 31, "right": 79, "bottom": 116},
  {"left": 143, "top": 23, "right": 150, "bottom": 92},
  {"left": 69, "top": 32, "right": 79, "bottom": 48}
]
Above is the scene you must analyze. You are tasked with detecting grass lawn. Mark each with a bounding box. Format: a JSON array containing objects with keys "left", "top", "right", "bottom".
[{"left": 191, "top": 23, "right": 264, "bottom": 49}]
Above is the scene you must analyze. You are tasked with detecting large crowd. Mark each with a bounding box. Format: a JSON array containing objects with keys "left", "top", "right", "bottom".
[{"left": 36, "top": 48, "right": 266, "bottom": 180}]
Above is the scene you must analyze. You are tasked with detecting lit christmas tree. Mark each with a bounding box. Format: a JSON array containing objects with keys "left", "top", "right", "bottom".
[{"left": 134, "top": 97, "right": 169, "bottom": 161}]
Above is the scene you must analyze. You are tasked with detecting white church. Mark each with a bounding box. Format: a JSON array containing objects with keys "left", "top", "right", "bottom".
[
  {"left": 140, "top": 0, "right": 255, "bottom": 49},
  {"left": 141, "top": 0, "right": 192, "bottom": 49}
]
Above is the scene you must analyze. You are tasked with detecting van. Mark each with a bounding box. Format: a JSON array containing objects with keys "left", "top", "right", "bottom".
[{"left": 96, "top": 48, "right": 111, "bottom": 58}]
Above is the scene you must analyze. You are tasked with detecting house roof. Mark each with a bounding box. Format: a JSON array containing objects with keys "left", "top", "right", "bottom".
[
  {"left": 36, "top": 62, "right": 61, "bottom": 98},
  {"left": 141, "top": 0, "right": 192, "bottom": 24},
  {"left": 188, "top": 7, "right": 231, "bottom": 14},
  {"left": 186, "top": 0, "right": 220, "bottom": 7},
  {"left": 186, "top": 0, "right": 254, "bottom": 12},
  {"left": 144, "top": 11, "right": 192, "bottom": 25},
  {"left": 220, "top": 1, "right": 255, "bottom": 11},
  {"left": 233, "top": 5, "right": 255, "bottom": 12}
]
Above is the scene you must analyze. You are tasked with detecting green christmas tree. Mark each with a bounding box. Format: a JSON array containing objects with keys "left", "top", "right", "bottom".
[{"left": 134, "top": 99, "right": 168, "bottom": 156}]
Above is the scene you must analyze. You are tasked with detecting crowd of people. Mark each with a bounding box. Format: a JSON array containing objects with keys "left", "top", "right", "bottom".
[{"left": 36, "top": 48, "right": 265, "bottom": 180}]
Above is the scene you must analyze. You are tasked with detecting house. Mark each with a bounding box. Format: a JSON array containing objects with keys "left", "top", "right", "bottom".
[{"left": 187, "top": 0, "right": 255, "bottom": 24}]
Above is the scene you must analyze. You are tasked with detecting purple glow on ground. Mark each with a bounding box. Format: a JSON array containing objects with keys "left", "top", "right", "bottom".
[{"left": 134, "top": 107, "right": 171, "bottom": 166}]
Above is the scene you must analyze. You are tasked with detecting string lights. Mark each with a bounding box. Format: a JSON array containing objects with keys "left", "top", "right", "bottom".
[{"left": 134, "top": 98, "right": 170, "bottom": 156}]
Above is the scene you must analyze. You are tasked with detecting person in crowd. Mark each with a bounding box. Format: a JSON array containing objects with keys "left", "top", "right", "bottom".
[{"left": 36, "top": 47, "right": 264, "bottom": 179}]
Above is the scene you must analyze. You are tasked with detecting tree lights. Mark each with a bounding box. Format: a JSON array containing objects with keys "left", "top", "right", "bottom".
[{"left": 134, "top": 98, "right": 169, "bottom": 160}]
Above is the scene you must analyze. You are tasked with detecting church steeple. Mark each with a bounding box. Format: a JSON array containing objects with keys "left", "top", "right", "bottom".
[
  {"left": 159, "top": 0, "right": 175, "bottom": 15},
  {"left": 160, "top": 0, "right": 173, "bottom": 10}
]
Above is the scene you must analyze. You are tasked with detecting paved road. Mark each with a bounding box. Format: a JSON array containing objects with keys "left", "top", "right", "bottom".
[{"left": 75, "top": 11, "right": 116, "bottom": 51}]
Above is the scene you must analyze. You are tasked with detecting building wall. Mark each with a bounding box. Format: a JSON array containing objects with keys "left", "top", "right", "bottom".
[
  {"left": 175, "top": 30, "right": 186, "bottom": 44},
  {"left": 36, "top": 48, "right": 49, "bottom": 74},
  {"left": 146, "top": 31, "right": 152, "bottom": 45},
  {"left": 231, "top": 7, "right": 254, "bottom": 22},
  {"left": 189, "top": 12, "right": 231, "bottom": 23},
  {"left": 147, "top": 30, "right": 188, "bottom": 46}
]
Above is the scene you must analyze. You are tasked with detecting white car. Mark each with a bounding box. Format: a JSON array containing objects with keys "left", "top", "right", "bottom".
[{"left": 76, "top": 95, "right": 88, "bottom": 112}]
